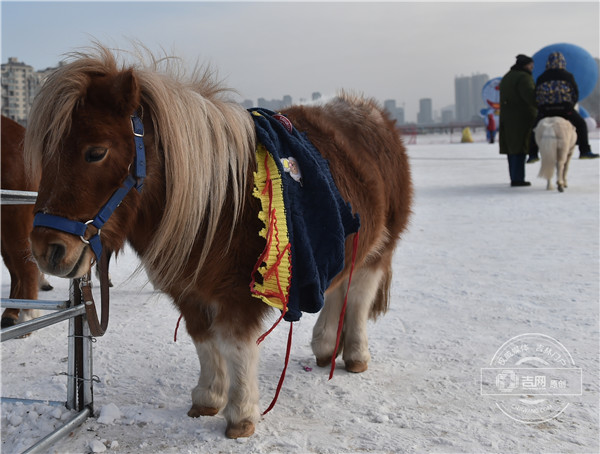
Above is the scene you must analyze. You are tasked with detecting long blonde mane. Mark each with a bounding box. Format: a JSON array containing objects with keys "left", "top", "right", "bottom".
[{"left": 26, "top": 44, "right": 256, "bottom": 290}]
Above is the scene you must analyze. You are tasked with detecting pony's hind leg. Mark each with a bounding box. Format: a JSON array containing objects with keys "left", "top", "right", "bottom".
[
  {"left": 188, "top": 338, "right": 229, "bottom": 418},
  {"left": 312, "top": 265, "right": 385, "bottom": 373},
  {"left": 341, "top": 266, "right": 385, "bottom": 372},
  {"left": 556, "top": 156, "right": 565, "bottom": 192},
  {"left": 556, "top": 160, "right": 567, "bottom": 192},
  {"left": 560, "top": 148, "right": 574, "bottom": 191}
]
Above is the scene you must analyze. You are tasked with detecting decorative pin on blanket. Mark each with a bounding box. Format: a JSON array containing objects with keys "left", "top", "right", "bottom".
[{"left": 280, "top": 156, "right": 302, "bottom": 185}]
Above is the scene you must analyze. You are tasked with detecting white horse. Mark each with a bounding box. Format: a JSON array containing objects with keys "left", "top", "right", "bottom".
[{"left": 535, "top": 117, "right": 577, "bottom": 192}]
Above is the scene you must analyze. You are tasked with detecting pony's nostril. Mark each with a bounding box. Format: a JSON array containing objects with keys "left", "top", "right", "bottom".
[{"left": 48, "top": 243, "right": 66, "bottom": 267}]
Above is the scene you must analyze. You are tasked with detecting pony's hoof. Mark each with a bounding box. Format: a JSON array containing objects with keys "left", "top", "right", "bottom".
[
  {"left": 1, "top": 317, "right": 17, "bottom": 328},
  {"left": 558, "top": 185, "right": 564, "bottom": 193},
  {"left": 40, "top": 283, "right": 54, "bottom": 291},
  {"left": 187, "top": 405, "right": 219, "bottom": 418},
  {"left": 225, "top": 419, "right": 255, "bottom": 439},
  {"left": 345, "top": 360, "right": 368, "bottom": 373},
  {"left": 315, "top": 356, "right": 331, "bottom": 367}
]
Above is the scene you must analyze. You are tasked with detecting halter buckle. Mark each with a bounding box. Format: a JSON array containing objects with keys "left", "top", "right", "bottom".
[
  {"left": 131, "top": 114, "right": 144, "bottom": 137},
  {"left": 79, "top": 219, "right": 100, "bottom": 245}
]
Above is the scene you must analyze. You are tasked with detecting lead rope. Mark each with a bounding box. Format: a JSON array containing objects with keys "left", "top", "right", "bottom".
[
  {"left": 329, "top": 230, "right": 360, "bottom": 380},
  {"left": 262, "top": 321, "right": 294, "bottom": 415},
  {"left": 80, "top": 248, "right": 110, "bottom": 337},
  {"left": 263, "top": 230, "right": 360, "bottom": 414}
]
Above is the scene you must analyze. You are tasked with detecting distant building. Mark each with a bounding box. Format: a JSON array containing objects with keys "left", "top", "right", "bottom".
[
  {"left": 384, "top": 99, "right": 405, "bottom": 125},
  {"left": 1, "top": 58, "right": 62, "bottom": 125},
  {"left": 455, "top": 73, "right": 489, "bottom": 123},
  {"left": 417, "top": 98, "right": 433, "bottom": 125},
  {"left": 440, "top": 105, "right": 454, "bottom": 123},
  {"left": 257, "top": 98, "right": 282, "bottom": 110},
  {"left": 454, "top": 76, "right": 471, "bottom": 122},
  {"left": 255, "top": 94, "right": 293, "bottom": 111},
  {"left": 1, "top": 58, "right": 38, "bottom": 124}
]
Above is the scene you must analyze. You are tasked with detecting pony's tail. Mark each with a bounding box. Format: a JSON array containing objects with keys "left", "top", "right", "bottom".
[
  {"left": 369, "top": 262, "right": 392, "bottom": 320},
  {"left": 537, "top": 130, "right": 558, "bottom": 182}
]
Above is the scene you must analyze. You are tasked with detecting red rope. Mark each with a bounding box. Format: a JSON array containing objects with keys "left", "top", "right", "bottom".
[
  {"left": 256, "top": 243, "right": 292, "bottom": 345},
  {"left": 262, "top": 321, "right": 294, "bottom": 415},
  {"left": 174, "top": 314, "right": 183, "bottom": 342},
  {"left": 329, "top": 230, "right": 360, "bottom": 380}
]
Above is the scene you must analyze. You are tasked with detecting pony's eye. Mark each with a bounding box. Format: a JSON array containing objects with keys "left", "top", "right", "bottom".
[{"left": 84, "top": 147, "right": 108, "bottom": 163}]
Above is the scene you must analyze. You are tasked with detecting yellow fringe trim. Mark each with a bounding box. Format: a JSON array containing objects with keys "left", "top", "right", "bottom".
[{"left": 250, "top": 143, "right": 292, "bottom": 312}]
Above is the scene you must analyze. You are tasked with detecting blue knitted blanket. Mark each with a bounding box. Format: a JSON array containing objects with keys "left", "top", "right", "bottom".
[{"left": 249, "top": 108, "right": 360, "bottom": 322}]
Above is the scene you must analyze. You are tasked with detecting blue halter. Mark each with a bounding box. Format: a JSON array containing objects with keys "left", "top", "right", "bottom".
[{"left": 33, "top": 113, "right": 146, "bottom": 262}]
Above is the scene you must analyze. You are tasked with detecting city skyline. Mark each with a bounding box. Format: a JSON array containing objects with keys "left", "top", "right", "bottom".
[
  {"left": 2, "top": 2, "right": 598, "bottom": 123},
  {"left": 2, "top": 55, "right": 490, "bottom": 125}
]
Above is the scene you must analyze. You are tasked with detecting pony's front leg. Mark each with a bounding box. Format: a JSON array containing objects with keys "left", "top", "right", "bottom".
[
  {"left": 217, "top": 332, "right": 261, "bottom": 439},
  {"left": 561, "top": 150, "right": 573, "bottom": 190},
  {"left": 188, "top": 339, "right": 229, "bottom": 418}
]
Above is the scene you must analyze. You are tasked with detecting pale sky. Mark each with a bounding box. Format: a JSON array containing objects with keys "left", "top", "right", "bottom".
[{"left": 2, "top": 1, "right": 599, "bottom": 122}]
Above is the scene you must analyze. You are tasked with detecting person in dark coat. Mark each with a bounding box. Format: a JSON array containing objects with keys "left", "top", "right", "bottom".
[
  {"left": 527, "top": 51, "right": 599, "bottom": 162},
  {"left": 499, "top": 54, "right": 537, "bottom": 187}
]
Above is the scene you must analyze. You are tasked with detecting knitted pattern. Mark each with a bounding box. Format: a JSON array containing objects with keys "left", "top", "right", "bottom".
[
  {"left": 250, "top": 143, "right": 293, "bottom": 313},
  {"left": 249, "top": 109, "right": 360, "bottom": 322},
  {"left": 536, "top": 52, "right": 576, "bottom": 107}
]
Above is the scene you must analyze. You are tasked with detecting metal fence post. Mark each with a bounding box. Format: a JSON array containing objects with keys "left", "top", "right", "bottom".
[{"left": 2, "top": 189, "right": 96, "bottom": 452}]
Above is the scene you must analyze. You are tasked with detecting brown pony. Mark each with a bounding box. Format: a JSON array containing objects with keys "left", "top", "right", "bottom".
[
  {"left": 26, "top": 45, "right": 412, "bottom": 438},
  {"left": 1, "top": 115, "right": 53, "bottom": 328}
]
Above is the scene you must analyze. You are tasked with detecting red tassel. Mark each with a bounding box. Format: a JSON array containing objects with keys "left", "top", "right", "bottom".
[
  {"left": 262, "top": 321, "right": 294, "bottom": 415},
  {"left": 329, "top": 231, "right": 360, "bottom": 380}
]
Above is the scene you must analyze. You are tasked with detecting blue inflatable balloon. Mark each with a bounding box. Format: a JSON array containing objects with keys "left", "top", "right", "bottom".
[
  {"left": 578, "top": 105, "right": 590, "bottom": 118},
  {"left": 532, "top": 43, "right": 598, "bottom": 100}
]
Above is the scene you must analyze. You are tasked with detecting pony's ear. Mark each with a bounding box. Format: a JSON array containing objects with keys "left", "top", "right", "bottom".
[{"left": 111, "top": 69, "right": 141, "bottom": 116}]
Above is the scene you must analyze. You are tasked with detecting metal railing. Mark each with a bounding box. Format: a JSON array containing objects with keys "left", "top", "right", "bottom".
[{"left": 1, "top": 189, "right": 95, "bottom": 454}]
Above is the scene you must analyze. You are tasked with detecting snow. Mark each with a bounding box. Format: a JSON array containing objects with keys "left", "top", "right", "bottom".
[
  {"left": 2, "top": 130, "right": 599, "bottom": 453},
  {"left": 96, "top": 404, "right": 121, "bottom": 426}
]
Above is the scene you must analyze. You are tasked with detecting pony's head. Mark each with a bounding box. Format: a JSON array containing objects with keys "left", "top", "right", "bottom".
[
  {"left": 28, "top": 49, "right": 142, "bottom": 278},
  {"left": 27, "top": 44, "right": 256, "bottom": 288}
]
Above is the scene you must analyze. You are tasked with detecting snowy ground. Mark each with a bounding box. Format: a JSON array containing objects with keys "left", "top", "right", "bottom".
[{"left": 2, "top": 131, "right": 599, "bottom": 453}]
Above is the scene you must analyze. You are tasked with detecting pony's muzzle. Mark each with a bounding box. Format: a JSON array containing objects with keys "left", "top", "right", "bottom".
[
  {"left": 48, "top": 242, "right": 66, "bottom": 268},
  {"left": 30, "top": 228, "right": 93, "bottom": 278}
]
